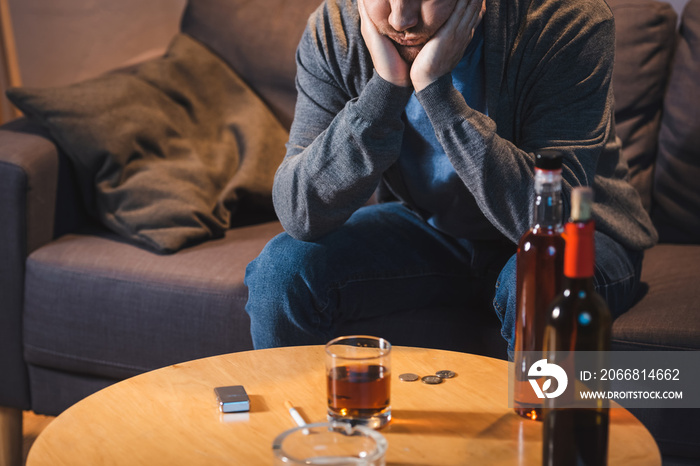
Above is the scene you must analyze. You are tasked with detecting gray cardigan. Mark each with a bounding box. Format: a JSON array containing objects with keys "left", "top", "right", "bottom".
[{"left": 273, "top": 0, "right": 658, "bottom": 251}]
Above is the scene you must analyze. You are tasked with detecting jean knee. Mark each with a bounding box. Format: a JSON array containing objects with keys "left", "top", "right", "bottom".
[
  {"left": 245, "top": 233, "right": 331, "bottom": 336},
  {"left": 246, "top": 233, "right": 320, "bottom": 302},
  {"left": 493, "top": 254, "right": 517, "bottom": 356},
  {"left": 247, "top": 233, "right": 298, "bottom": 286},
  {"left": 592, "top": 232, "right": 644, "bottom": 318}
]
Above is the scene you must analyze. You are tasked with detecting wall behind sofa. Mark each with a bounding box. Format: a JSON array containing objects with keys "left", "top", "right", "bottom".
[
  {"left": 0, "top": 0, "right": 187, "bottom": 123},
  {"left": 668, "top": 0, "right": 690, "bottom": 16},
  {"left": 0, "top": 0, "right": 691, "bottom": 124}
]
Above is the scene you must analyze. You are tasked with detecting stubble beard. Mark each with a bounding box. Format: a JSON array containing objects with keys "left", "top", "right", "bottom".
[
  {"left": 376, "top": 23, "right": 430, "bottom": 65},
  {"left": 393, "top": 43, "right": 423, "bottom": 64}
]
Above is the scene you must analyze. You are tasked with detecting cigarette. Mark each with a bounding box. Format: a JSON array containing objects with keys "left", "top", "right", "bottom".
[{"left": 284, "top": 400, "right": 308, "bottom": 428}]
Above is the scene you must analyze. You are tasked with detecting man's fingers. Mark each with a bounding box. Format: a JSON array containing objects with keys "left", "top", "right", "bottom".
[
  {"left": 462, "top": 0, "right": 485, "bottom": 30},
  {"left": 409, "top": 0, "right": 485, "bottom": 91},
  {"left": 357, "top": 0, "right": 368, "bottom": 24},
  {"left": 447, "top": 0, "right": 485, "bottom": 39},
  {"left": 357, "top": 0, "right": 411, "bottom": 87},
  {"left": 358, "top": 0, "right": 371, "bottom": 35}
]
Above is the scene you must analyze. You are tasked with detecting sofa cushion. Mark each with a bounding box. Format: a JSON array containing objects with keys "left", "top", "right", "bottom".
[
  {"left": 612, "top": 244, "right": 700, "bottom": 350},
  {"left": 652, "top": 0, "right": 700, "bottom": 243},
  {"left": 23, "top": 221, "right": 284, "bottom": 380},
  {"left": 608, "top": 0, "right": 677, "bottom": 212},
  {"left": 180, "top": 0, "right": 322, "bottom": 129},
  {"left": 7, "top": 33, "right": 287, "bottom": 254}
]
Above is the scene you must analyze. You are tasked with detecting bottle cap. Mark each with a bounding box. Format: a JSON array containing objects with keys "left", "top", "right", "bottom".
[
  {"left": 570, "top": 187, "right": 594, "bottom": 222},
  {"left": 535, "top": 150, "right": 563, "bottom": 170}
]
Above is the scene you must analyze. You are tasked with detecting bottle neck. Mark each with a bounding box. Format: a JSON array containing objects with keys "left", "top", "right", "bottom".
[
  {"left": 563, "top": 220, "right": 596, "bottom": 279},
  {"left": 532, "top": 168, "right": 563, "bottom": 230}
]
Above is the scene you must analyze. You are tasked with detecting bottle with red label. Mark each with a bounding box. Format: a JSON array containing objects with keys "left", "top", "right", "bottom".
[
  {"left": 513, "top": 151, "right": 566, "bottom": 421},
  {"left": 542, "top": 186, "right": 611, "bottom": 465}
]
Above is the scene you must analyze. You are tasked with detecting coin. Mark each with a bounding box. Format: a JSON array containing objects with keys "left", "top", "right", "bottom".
[
  {"left": 421, "top": 375, "right": 443, "bottom": 385},
  {"left": 399, "top": 373, "right": 420, "bottom": 382},
  {"left": 436, "top": 370, "right": 456, "bottom": 379}
]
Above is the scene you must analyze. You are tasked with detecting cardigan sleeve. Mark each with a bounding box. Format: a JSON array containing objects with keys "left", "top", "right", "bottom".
[
  {"left": 272, "top": 6, "right": 412, "bottom": 241},
  {"left": 415, "top": 6, "right": 619, "bottom": 245}
]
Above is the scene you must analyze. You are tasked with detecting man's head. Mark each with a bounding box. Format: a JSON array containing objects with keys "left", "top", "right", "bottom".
[{"left": 363, "top": 0, "right": 458, "bottom": 63}]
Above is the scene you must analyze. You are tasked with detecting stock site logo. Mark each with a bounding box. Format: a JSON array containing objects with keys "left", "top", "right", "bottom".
[{"left": 528, "top": 359, "right": 568, "bottom": 399}]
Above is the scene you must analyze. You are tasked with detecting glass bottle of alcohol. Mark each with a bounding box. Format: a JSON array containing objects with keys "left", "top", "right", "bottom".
[
  {"left": 513, "top": 151, "right": 565, "bottom": 421},
  {"left": 542, "top": 187, "right": 612, "bottom": 466}
]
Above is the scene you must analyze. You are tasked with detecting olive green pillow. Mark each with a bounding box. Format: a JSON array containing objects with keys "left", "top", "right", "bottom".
[{"left": 7, "top": 33, "right": 287, "bottom": 253}]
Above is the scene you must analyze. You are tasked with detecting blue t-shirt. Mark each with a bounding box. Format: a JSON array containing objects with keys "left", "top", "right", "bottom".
[{"left": 398, "top": 24, "right": 496, "bottom": 239}]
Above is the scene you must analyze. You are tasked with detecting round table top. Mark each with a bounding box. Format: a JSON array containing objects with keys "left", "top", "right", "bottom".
[{"left": 27, "top": 346, "right": 661, "bottom": 465}]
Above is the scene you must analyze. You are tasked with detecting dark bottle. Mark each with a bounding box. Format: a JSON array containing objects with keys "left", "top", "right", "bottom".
[
  {"left": 542, "top": 187, "right": 612, "bottom": 466},
  {"left": 513, "top": 151, "right": 565, "bottom": 421}
]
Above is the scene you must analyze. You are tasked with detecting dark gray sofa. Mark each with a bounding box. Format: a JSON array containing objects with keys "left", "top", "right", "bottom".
[{"left": 0, "top": 0, "right": 698, "bottom": 464}]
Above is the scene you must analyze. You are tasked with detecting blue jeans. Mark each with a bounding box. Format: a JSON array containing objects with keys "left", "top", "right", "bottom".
[
  {"left": 494, "top": 229, "right": 643, "bottom": 359},
  {"left": 245, "top": 202, "right": 643, "bottom": 353}
]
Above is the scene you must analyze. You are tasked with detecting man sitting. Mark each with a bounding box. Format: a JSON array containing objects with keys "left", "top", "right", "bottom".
[{"left": 244, "top": 0, "right": 657, "bottom": 354}]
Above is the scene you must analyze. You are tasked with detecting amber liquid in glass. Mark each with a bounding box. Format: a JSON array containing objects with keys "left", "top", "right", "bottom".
[
  {"left": 327, "top": 364, "right": 390, "bottom": 419},
  {"left": 513, "top": 228, "right": 565, "bottom": 420}
]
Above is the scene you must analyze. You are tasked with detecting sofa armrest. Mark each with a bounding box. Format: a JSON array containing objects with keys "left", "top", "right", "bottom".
[{"left": 0, "top": 118, "right": 59, "bottom": 409}]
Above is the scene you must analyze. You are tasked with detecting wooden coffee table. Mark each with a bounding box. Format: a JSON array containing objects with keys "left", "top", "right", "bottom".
[{"left": 27, "top": 346, "right": 661, "bottom": 465}]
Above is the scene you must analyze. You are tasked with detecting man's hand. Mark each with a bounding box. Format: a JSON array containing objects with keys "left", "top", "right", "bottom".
[
  {"left": 411, "top": 0, "right": 485, "bottom": 92},
  {"left": 358, "top": 0, "right": 412, "bottom": 87}
]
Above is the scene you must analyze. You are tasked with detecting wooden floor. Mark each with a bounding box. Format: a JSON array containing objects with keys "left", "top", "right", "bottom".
[{"left": 22, "top": 412, "right": 54, "bottom": 465}]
